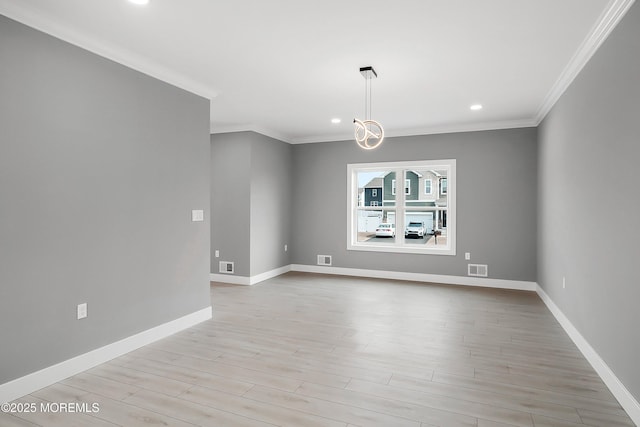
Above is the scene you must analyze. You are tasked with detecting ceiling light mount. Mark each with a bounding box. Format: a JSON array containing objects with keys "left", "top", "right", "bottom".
[
  {"left": 360, "top": 66, "right": 377, "bottom": 80},
  {"left": 354, "top": 66, "right": 384, "bottom": 150}
]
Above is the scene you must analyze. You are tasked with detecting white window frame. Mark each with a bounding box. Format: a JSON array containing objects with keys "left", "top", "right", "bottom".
[
  {"left": 348, "top": 159, "right": 456, "bottom": 256},
  {"left": 370, "top": 201, "right": 379, "bottom": 207},
  {"left": 425, "top": 178, "right": 432, "bottom": 195},
  {"left": 371, "top": 188, "right": 377, "bottom": 197}
]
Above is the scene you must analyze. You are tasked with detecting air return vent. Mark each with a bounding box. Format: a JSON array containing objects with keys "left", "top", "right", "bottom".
[
  {"left": 317, "top": 255, "right": 332, "bottom": 266},
  {"left": 468, "top": 264, "right": 488, "bottom": 277},
  {"left": 219, "top": 261, "right": 235, "bottom": 274}
]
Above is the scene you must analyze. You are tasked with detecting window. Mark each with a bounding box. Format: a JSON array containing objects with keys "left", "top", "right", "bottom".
[
  {"left": 440, "top": 178, "right": 448, "bottom": 195},
  {"left": 371, "top": 189, "right": 377, "bottom": 197},
  {"left": 391, "top": 179, "right": 410, "bottom": 195},
  {"left": 348, "top": 160, "right": 456, "bottom": 255}
]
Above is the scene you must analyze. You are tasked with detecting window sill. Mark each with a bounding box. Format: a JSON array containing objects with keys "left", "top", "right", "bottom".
[{"left": 347, "top": 243, "right": 456, "bottom": 256}]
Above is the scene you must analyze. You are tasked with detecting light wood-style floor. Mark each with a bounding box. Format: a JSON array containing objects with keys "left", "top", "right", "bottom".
[{"left": 2, "top": 272, "right": 635, "bottom": 427}]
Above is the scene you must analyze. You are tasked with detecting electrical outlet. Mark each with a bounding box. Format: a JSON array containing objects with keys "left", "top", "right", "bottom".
[
  {"left": 77, "top": 303, "right": 87, "bottom": 320},
  {"left": 465, "top": 252, "right": 471, "bottom": 260},
  {"left": 284, "top": 244, "right": 288, "bottom": 252},
  {"left": 215, "top": 250, "right": 220, "bottom": 258}
]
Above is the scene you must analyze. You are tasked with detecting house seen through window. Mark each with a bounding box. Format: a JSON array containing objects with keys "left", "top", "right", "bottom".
[{"left": 348, "top": 159, "right": 456, "bottom": 255}]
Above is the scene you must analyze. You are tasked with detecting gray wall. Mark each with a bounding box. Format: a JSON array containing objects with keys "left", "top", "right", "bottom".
[
  {"left": 210, "top": 133, "right": 252, "bottom": 276},
  {"left": 210, "top": 132, "right": 292, "bottom": 278},
  {"left": 291, "top": 128, "right": 538, "bottom": 282},
  {"left": 0, "top": 16, "right": 211, "bottom": 384},
  {"left": 538, "top": 1, "right": 640, "bottom": 401},
  {"left": 250, "top": 133, "right": 293, "bottom": 276}
]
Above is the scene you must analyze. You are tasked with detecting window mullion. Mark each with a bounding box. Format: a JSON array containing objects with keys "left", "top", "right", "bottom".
[{"left": 396, "top": 168, "right": 406, "bottom": 247}]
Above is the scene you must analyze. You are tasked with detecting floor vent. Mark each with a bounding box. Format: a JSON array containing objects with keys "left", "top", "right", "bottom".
[
  {"left": 219, "top": 261, "right": 235, "bottom": 274},
  {"left": 468, "top": 264, "right": 488, "bottom": 277},
  {"left": 317, "top": 255, "right": 332, "bottom": 266}
]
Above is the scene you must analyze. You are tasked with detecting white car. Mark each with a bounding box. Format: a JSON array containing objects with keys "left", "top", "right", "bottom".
[
  {"left": 375, "top": 223, "right": 396, "bottom": 237},
  {"left": 405, "top": 221, "right": 426, "bottom": 238}
]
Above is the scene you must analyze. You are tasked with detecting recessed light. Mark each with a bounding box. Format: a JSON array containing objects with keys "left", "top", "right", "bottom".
[
  {"left": 331, "top": 118, "right": 341, "bottom": 124},
  {"left": 470, "top": 104, "right": 483, "bottom": 111},
  {"left": 129, "top": 0, "right": 149, "bottom": 5}
]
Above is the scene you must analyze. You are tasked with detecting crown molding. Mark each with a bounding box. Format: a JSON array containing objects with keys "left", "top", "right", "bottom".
[
  {"left": 288, "top": 118, "right": 537, "bottom": 144},
  {"left": 210, "top": 123, "right": 293, "bottom": 144},
  {"left": 0, "top": 2, "right": 218, "bottom": 100},
  {"left": 534, "top": 0, "right": 636, "bottom": 124},
  {"left": 4, "top": 0, "right": 631, "bottom": 143},
  {"left": 211, "top": 118, "right": 537, "bottom": 145}
]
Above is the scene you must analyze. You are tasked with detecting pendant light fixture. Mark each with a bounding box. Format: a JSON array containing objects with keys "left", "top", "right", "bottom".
[{"left": 353, "top": 66, "right": 384, "bottom": 150}]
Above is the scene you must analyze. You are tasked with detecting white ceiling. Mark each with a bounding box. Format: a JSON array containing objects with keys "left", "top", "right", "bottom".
[{"left": 0, "top": 0, "right": 633, "bottom": 143}]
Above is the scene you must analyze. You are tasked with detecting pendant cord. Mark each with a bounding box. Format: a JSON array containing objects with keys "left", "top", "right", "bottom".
[{"left": 369, "top": 75, "right": 372, "bottom": 121}]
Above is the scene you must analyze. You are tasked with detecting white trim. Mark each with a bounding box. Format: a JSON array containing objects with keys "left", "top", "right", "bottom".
[
  {"left": 425, "top": 178, "right": 432, "bottom": 195},
  {"left": 288, "top": 118, "right": 537, "bottom": 144},
  {"left": 249, "top": 265, "right": 292, "bottom": 285},
  {"left": 210, "top": 264, "right": 292, "bottom": 286},
  {"left": 0, "top": 307, "right": 212, "bottom": 404},
  {"left": 212, "top": 264, "right": 537, "bottom": 291},
  {"left": 348, "top": 160, "right": 456, "bottom": 256},
  {"left": 291, "top": 264, "right": 536, "bottom": 291},
  {"left": 0, "top": 4, "right": 217, "bottom": 101},
  {"left": 346, "top": 242, "right": 453, "bottom": 256},
  {"left": 210, "top": 273, "right": 250, "bottom": 285},
  {"left": 209, "top": 124, "right": 292, "bottom": 144},
  {"left": 536, "top": 285, "right": 640, "bottom": 425},
  {"left": 534, "top": 0, "right": 636, "bottom": 124}
]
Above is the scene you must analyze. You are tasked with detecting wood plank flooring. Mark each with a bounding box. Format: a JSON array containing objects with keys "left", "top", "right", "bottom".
[{"left": 2, "top": 272, "right": 635, "bottom": 426}]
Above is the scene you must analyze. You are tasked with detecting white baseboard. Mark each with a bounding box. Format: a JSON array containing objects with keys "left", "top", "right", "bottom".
[
  {"left": 536, "top": 286, "right": 640, "bottom": 425},
  {"left": 210, "top": 273, "right": 251, "bottom": 285},
  {"left": 249, "top": 265, "right": 292, "bottom": 285},
  {"left": 290, "top": 264, "right": 537, "bottom": 291},
  {"left": 0, "top": 306, "right": 212, "bottom": 404},
  {"left": 212, "top": 264, "right": 536, "bottom": 291},
  {"left": 210, "top": 265, "right": 292, "bottom": 286}
]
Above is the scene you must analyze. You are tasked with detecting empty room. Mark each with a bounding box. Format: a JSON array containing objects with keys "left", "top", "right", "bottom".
[{"left": 1, "top": 1, "right": 639, "bottom": 426}]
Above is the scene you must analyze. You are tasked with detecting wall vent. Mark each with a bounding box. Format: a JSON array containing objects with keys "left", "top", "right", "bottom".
[
  {"left": 468, "top": 264, "right": 488, "bottom": 277},
  {"left": 317, "top": 255, "right": 332, "bottom": 266},
  {"left": 219, "top": 261, "right": 235, "bottom": 274}
]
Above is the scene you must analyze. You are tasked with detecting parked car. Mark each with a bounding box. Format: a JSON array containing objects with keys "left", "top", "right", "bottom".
[
  {"left": 405, "top": 221, "right": 426, "bottom": 238},
  {"left": 375, "top": 223, "right": 396, "bottom": 237}
]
